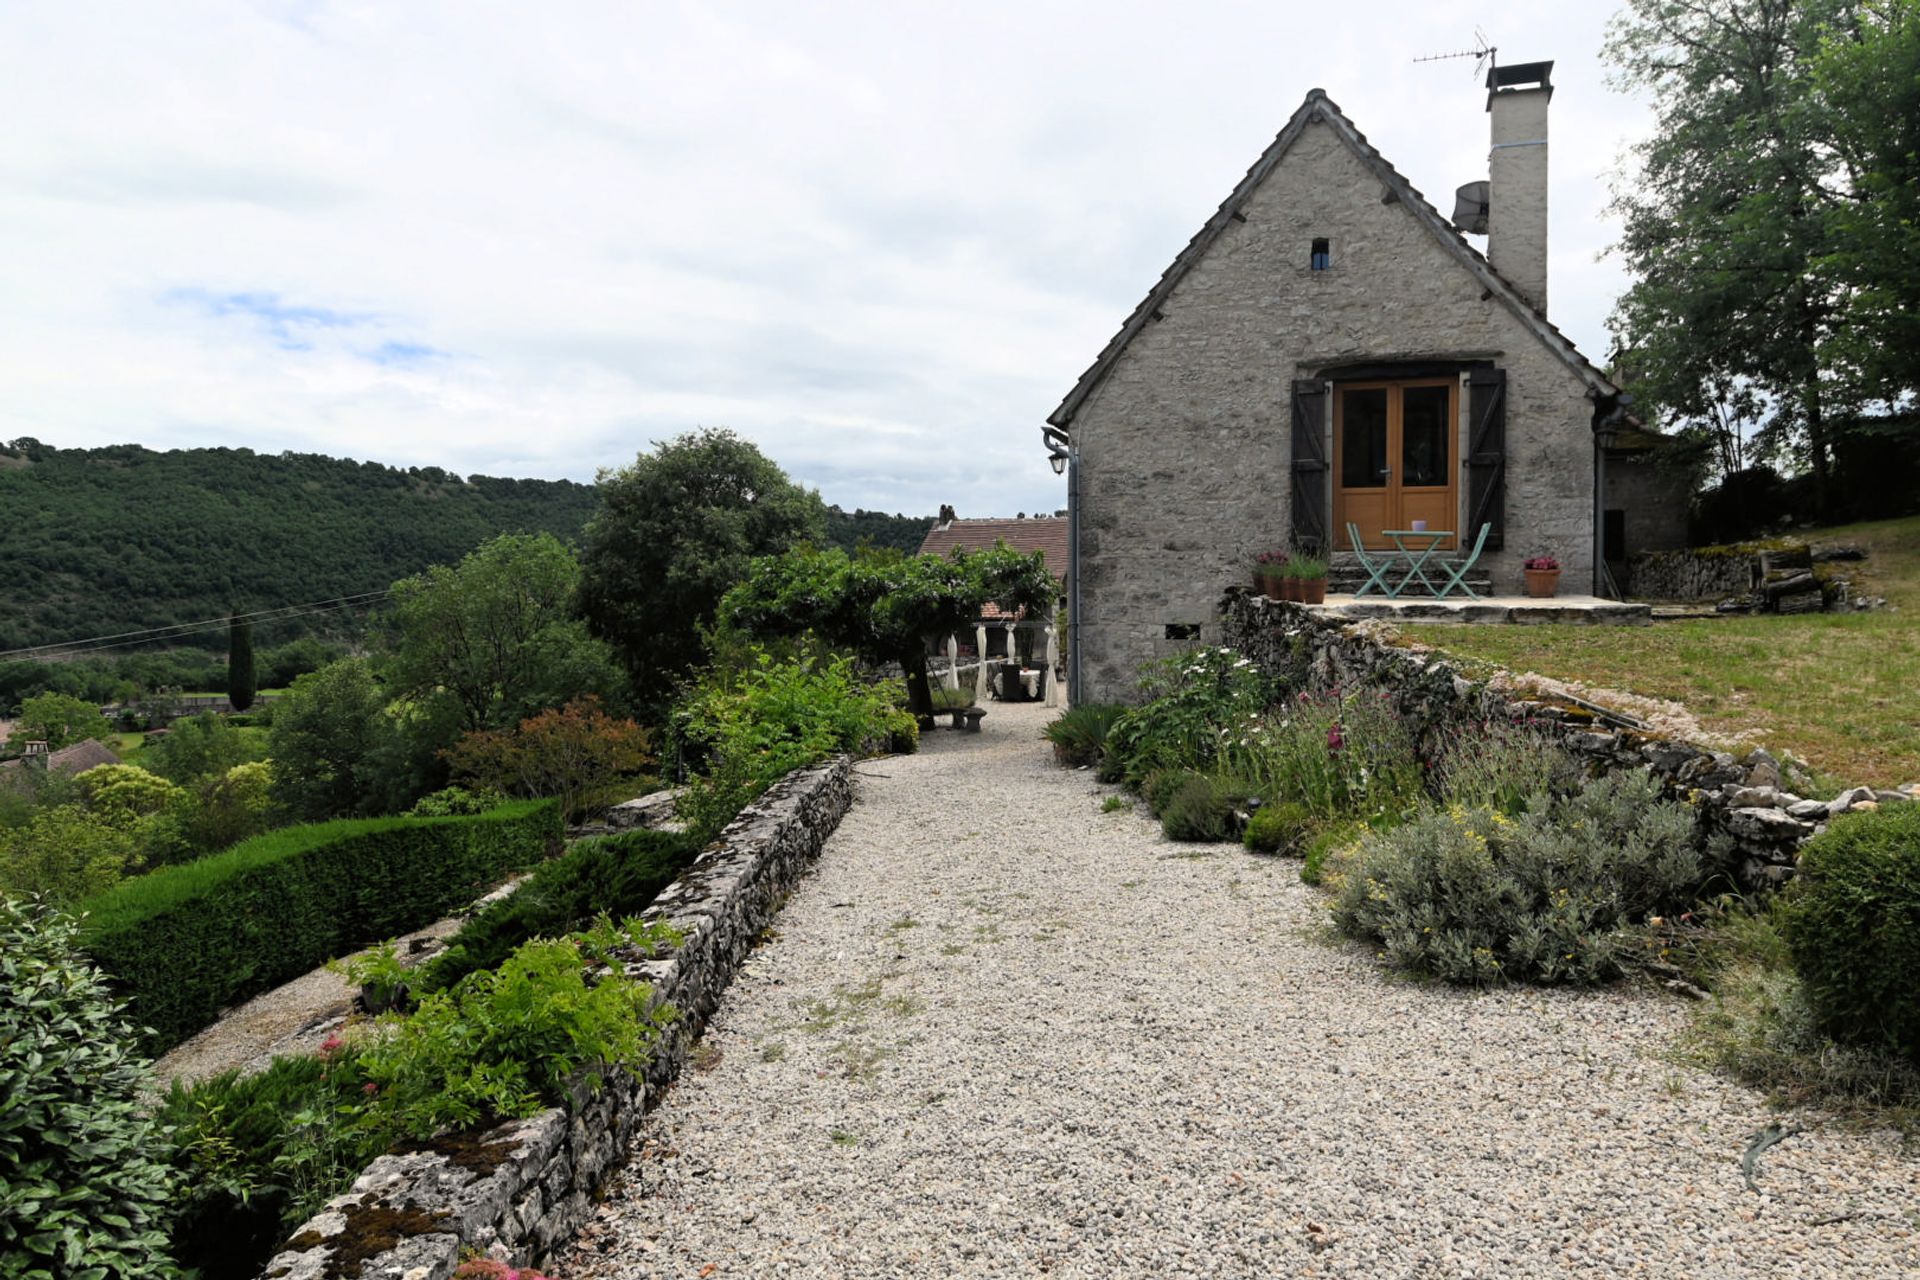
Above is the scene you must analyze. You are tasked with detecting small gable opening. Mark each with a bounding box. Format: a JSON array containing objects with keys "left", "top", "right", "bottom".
[{"left": 1310, "top": 238, "right": 1332, "bottom": 271}]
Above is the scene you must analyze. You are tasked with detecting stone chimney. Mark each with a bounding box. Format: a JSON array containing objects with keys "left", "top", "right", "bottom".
[
  {"left": 937, "top": 504, "right": 956, "bottom": 529},
  {"left": 1486, "top": 60, "right": 1553, "bottom": 313}
]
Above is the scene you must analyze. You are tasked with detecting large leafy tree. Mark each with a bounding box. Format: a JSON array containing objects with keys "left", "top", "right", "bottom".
[
  {"left": 578, "top": 429, "right": 826, "bottom": 711},
  {"left": 719, "top": 544, "right": 1056, "bottom": 714},
  {"left": 1605, "top": 0, "right": 1863, "bottom": 507},
  {"left": 389, "top": 532, "right": 626, "bottom": 732},
  {"left": 1813, "top": 1, "right": 1920, "bottom": 404},
  {"left": 13, "top": 691, "right": 111, "bottom": 751},
  {"left": 266, "top": 658, "right": 395, "bottom": 821}
]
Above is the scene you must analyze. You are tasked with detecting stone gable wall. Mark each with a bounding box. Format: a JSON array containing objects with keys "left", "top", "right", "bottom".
[
  {"left": 1070, "top": 117, "right": 1598, "bottom": 704},
  {"left": 1219, "top": 591, "right": 1911, "bottom": 888},
  {"left": 261, "top": 756, "right": 855, "bottom": 1280}
]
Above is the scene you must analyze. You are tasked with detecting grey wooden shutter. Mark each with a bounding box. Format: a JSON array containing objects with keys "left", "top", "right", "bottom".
[
  {"left": 1466, "top": 366, "right": 1507, "bottom": 550},
  {"left": 1290, "top": 380, "right": 1329, "bottom": 554}
]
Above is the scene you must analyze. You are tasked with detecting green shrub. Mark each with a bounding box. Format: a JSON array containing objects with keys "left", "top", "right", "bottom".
[
  {"left": 1244, "top": 801, "right": 1315, "bottom": 855},
  {"left": 0, "top": 804, "right": 147, "bottom": 905},
  {"left": 1105, "top": 648, "right": 1275, "bottom": 786},
  {"left": 0, "top": 897, "right": 176, "bottom": 1279},
  {"left": 1782, "top": 805, "right": 1920, "bottom": 1061},
  {"left": 80, "top": 800, "right": 561, "bottom": 1052},
  {"left": 355, "top": 927, "right": 675, "bottom": 1139},
  {"left": 163, "top": 920, "right": 678, "bottom": 1276},
  {"left": 1679, "top": 900, "right": 1920, "bottom": 1126},
  {"left": 1161, "top": 775, "right": 1234, "bottom": 843},
  {"left": 1140, "top": 768, "right": 1187, "bottom": 819},
  {"left": 407, "top": 785, "right": 507, "bottom": 818},
  {"left": 419, "top": 828, "right": 701, "bottom": 994},
  {"left": 677, "top": 652, "right": 915, "bottom": 840},
  {"left": 1042, "top": 704, "right": 1125, "bottom": 768},
  {"left": 162, "top": 1052, "right": 377, "bottom": 1275},
  {"left": 1331, "top": 772, "right": 1703, "bottom": 985},
  {"left": 1300, "top": 821, "right": 1366, "bottom": 886}
]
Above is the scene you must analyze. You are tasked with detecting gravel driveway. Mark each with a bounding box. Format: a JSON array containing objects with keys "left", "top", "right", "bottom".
[{"left": 564, "top": 700, "right": 1917, "bottom": 1279}]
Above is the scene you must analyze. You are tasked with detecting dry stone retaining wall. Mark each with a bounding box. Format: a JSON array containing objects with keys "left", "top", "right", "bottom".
[
  {"left": 261, "top": 756, "right": 855, "bottom": 1280},
  {"left": 1219, "top": 590, "right": 1913, "bottom": 889}
]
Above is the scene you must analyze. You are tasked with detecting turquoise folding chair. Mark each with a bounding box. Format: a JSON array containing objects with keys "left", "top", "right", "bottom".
[
  {"left": 1346, "top": 523, "right": 1396, "bottom": 597},
  {"left": 1436, "top": 523, "right": 1492, "bottom": 599}
]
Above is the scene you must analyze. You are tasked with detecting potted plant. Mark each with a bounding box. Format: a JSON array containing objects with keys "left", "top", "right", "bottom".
[
  {"left": 1295, "top": 553, "right": 1329, "bottom": 605},
  {"left": 1281, "top": 551, "right": 1314, "bottom": 603},
  {"left": 1253, "top": 550, "right": 1287, "bottom": 600},
  {"left": 1523, "top": 554, "right": 1562, "bottom": 598}
]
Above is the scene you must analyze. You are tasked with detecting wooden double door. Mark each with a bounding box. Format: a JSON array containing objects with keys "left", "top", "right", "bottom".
[{"left": 1333, "top": 379, "right": 1460, "bottom": 551}]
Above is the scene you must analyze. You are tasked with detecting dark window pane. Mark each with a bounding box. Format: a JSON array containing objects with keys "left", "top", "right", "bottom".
[
  {"left": 1340, "top": 388, "right": 1388, "bottom": 488},
  {"left": 1401, "top": 385, "right": 1450, "bottom": 486},
  {"left": 1310, "top": 237, "right": 1331, "bottom": 270}
]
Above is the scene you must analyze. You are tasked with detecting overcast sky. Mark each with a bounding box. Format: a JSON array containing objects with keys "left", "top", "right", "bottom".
[{"left": 0, "top": 1, "right": 1651, "bottom": 518}]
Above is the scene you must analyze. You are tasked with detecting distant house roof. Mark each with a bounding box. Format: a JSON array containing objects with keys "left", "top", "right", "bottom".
[
  {"left": 0, "top": 738, "right": 121, "bottom": 777},
  {"left": 918, "top": 515, "right": 1069, "bottom": 622}
]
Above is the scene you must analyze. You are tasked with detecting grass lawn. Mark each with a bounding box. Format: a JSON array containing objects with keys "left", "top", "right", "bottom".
[
  {"left": 1398, "top": 514, "right": 1920, "bottom": 787},
  {"left": 108, "top": 731, "right": 149, "bottom": 768}
]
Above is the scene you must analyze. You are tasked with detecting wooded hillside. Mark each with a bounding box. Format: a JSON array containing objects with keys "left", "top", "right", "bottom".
[{"left": 0, "top": 438, "right": 931, "bottom": 652}]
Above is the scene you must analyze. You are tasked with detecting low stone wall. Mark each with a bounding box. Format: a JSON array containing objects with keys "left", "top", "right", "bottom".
[
  {"left": 1627, "top": 546, "right": 1759, "bottom": 602},
  {"left": 1219, "top": 590, "right": 1913, "bottom": 888},
  {"left": 262, "top": 756, "right": 855, "bottom": 1280}
]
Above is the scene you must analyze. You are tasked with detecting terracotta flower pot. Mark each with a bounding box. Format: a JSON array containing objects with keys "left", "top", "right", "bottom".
[
  {"left": 1258, "top": 573, "right": 1285, "bottom": 601},
  {"left": 1282, "top": 577, "right": 1303, "bottom": 602},
  {"left": 1523, "top": 568, "right": 1562, "bottom": 598},
  {"left": 1298, "top": 578, "right": 1327, "bottom": 605}
]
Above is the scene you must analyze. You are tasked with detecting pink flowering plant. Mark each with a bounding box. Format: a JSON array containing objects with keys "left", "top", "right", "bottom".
[
  {"left": 1523, "top": 554, "right": 1560, "bottom": 572},
  {"left": 454, "top": 1259, "right": 555, "bottom": 1280}
]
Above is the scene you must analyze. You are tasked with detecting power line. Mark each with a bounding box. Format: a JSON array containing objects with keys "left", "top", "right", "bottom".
[{"left": 0, "top": 591, "right": 393, "bottom": 663}]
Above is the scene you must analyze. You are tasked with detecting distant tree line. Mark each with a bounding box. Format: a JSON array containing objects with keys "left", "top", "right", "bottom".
[{"left": 0, "top": 436, "right": 933, "bottom": 663}]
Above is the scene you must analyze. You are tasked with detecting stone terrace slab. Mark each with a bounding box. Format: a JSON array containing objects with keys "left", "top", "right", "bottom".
[{"left": 563, "top": 701, "right": 1915, "bottom": 1279}]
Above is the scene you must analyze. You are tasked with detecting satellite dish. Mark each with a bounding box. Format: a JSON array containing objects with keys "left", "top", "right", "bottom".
[{"left": 1453, "top": 180, "right": 1489, "bottom": 235}]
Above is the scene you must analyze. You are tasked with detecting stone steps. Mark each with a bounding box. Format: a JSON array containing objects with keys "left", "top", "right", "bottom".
[{"left": 1325, "top": 553, "right": 1492, "bottom": 595}]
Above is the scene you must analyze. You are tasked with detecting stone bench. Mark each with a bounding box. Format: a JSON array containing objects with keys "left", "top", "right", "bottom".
[{"left": 950, "top": 707, "right": 986, "bottom": 733}]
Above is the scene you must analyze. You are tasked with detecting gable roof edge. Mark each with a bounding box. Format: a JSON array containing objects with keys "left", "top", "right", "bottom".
[{"left": 1047, "top": 90, "right": 1618, "bottom": 432}]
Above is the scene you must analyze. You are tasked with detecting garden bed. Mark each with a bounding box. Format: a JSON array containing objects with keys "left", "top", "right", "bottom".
[{"left": 258, "top": 754, "right": 854, "bottom": 1279}]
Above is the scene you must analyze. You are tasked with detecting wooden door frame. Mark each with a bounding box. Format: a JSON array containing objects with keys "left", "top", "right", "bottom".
[{"left": 1332, "top": 378, "right": 1460, "bottom": 550}]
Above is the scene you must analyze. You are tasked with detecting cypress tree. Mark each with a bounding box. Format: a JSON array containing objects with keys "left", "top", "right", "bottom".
[{"left": 227, "top": 612, "right": 256, "bottom": 712}]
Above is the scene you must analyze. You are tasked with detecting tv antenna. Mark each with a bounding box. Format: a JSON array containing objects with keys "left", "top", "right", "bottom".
[{"left": 1413, "top": 28, "right": 1496, "bottom": 79}]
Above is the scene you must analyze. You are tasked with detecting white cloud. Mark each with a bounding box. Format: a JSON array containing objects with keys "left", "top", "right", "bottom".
[{"left": 0, "top": 0, "right": 1650, "bottom": 516}]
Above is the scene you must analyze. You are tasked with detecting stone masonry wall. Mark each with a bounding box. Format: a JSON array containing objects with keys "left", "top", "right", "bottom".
[
  {"left": 1628, "top": 548, "right": 1760, "bottom": 603},
  {"left": 1071, "top": 113, "right": 1599, "bottom": 705},
  {"left": 261, "top": 756, "right": 855, "bottom": 1280},
  {"left": 1219, "top": 590, "right": 1913, "bottom": 889}
]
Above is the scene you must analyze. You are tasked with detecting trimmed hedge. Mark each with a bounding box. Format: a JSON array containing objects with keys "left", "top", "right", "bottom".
[
  {"left": 419, "top": 827, "right": 702, "bottom": 994},
  {"left": 1783, "top": 804, "right": 1920, "bottom": 1061},
  {"left": 80, "top": 800, "right": 561, "bottom": 1052}
]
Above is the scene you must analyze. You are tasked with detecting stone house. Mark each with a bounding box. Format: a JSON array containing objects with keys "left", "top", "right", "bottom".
[{"left": 1042, "top": 63, "right": 1688, "bottom": 704}]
